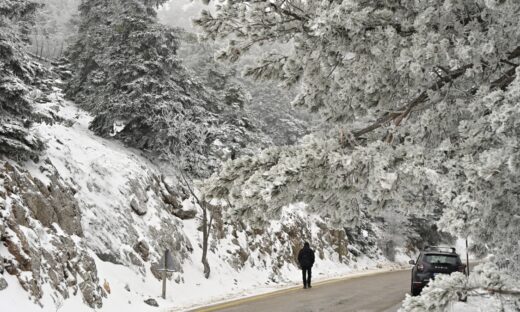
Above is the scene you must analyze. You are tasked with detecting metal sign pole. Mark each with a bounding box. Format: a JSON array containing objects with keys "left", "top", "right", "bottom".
[
  {"left": 162, "top": 249, "right": 167, "bottom": 299},
  {"left": 159, "top": 248, "right": 176, "bottom": 300}
]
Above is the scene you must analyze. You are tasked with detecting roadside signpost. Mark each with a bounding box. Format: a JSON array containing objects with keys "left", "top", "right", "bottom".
[{"left": 158, "top": 249, "right": 176, "bottom": 299}]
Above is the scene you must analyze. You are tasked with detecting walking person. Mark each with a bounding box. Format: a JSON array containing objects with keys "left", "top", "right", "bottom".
[{"left": 298, "top": 242, "right": 315, "bottom": 289}]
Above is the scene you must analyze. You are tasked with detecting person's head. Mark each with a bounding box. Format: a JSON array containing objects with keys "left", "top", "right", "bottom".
[{"left": 304, "top": 242, "right": 310, "bottom": 248}]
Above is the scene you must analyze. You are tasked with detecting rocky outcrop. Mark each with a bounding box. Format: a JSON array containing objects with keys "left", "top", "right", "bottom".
[
  {"left": 159, "top": 176, "right": 196, "bottom": 220},
  {"left": 170, "top": 207, "right": 197, "bottom": 220},
  {"left": 0, "top": 161, "right": 104, "bottom": 308},
  {"left": 210, "top": 205, "right": 357, "bottom": 280},
  {"left": 0, "top": 154, "right": 196, "bottom": 308},
  {"left": 2, "top": 161, "right": 82, "bottom": 236},
  {"left": 127, "top": 174, "right": 196, "bottom": 220},
  {"left": 130, "top": 196, "right": 147, "bottom": 215},
  {"left": 134, "top": 240, "right": 150, "bottom": 262},
  {"left": 149, "top": 218, "right": 192, "bottom": 280},
  {"left": 144, "top": 298, "right": 158, "bottom": 307}
]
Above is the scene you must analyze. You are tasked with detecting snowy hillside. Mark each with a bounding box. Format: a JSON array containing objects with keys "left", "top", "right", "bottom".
[{"left": 0, "top": 88, "right": 396, "bottom": 311}]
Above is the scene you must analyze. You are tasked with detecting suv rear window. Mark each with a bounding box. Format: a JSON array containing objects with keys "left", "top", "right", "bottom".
[{"left": 424, "top": 254, "right": 460, "bottom": 265}]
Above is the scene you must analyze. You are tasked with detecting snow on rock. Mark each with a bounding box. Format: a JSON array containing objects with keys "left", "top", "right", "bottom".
[
  {"left": 28, "top": 98, "right": 194, "bottom": 273},
  {"left": 1, "top": 161, "right": 104, "bottom": 308},
  {"left": 0, "top": 94, "right": 192, "bottom": 310}
]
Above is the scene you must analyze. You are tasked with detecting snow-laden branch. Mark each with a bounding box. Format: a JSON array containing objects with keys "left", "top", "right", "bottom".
[{"left": 353, "top": 46, "right": 520, "bottom": 138}]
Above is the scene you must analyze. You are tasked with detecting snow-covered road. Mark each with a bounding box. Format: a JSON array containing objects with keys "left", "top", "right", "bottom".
[{"left": 190, "top": 269, "right": 409, "bottom": 312}]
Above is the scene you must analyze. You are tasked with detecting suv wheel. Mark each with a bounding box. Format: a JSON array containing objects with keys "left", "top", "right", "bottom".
[{"left": 411, "top": 281, "right": 421, "bottom": 296}]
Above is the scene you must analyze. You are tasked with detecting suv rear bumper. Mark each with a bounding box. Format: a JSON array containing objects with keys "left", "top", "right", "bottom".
[
  {"left": 412, "top": 280, "right": 428, "bottom": 289},
  {"left": 412, "top": 272, "right": 436, "bottom": 289}
]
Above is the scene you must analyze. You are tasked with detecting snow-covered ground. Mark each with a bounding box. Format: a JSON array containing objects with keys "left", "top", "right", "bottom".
[
  {"left": 1, "top": 255, "right": 399, "bottom": 312},
  {"left": 449, "top": 296, "right": 514, "bottom": 312},
  {"left": 1, "top": 93, "right": 396, "bottom": 311},
  {"left": 4, "top": 84, "right": 503, "bottom": 312},
  {"left": 398, "top": 262, "right": 520, "bottom": 312}
]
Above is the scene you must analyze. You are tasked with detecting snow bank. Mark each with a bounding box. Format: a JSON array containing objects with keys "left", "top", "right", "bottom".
[{"left": 398, "top": 263, "right": 520, "bottom": 312}]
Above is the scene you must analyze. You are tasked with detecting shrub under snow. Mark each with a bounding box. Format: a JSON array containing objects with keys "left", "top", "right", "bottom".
[{"left": 399, "top": 263, "right": 520, "bottom": 312}]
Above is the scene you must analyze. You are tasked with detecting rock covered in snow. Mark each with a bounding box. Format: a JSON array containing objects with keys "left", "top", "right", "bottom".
[
  {"left": 130, "top": 197, "right": 147, "bottom": 216},
  {"left": 144, "top": 298, "right": 158, "bottom": 307},
  {"left": 0, "top": 277, "right": 7, "bottom": 291},
  {"left": 209, "top": 203, "right": 381, "bottom": 279},
  {"left": 0, "top": 90, "right": 201, "bottom": 309},
  {"left": 29, "top": 97, "right": 196, "bottom": 273},
  {"left": 133, "top": 241, "right": 150, "bottom": 262},
  {"left": 0, "top": 161, "right": 104, "bottom": 308},
  {"left": 2, "top": 161, "right": 82, "bottom": 236}
]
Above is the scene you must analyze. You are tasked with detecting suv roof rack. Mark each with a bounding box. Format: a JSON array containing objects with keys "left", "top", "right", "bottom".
[{"left": 424, "top": 246, "right": 456, "bottom": 253}]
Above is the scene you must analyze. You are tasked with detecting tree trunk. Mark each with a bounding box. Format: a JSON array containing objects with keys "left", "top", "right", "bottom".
[
  {"left": 39, "top": 41, "right": 44, "bottom": 58},
  {"left": 177, "top": 170, "right": 212, "bottom": 279},
  {"left": 201, "top": 205, "right": 211, "bottom": 279},
  {"left": 33, "top": 29, "right": 39, "bottom": 55},
  {"left": 337, "top": 230, "right": 343, "bottom": 263},
  {"left": 58, "top": 41, "right": 64, "bottom": 58},
  {"left": 50, "top": 41, "right": 57, "bottom": 59}
]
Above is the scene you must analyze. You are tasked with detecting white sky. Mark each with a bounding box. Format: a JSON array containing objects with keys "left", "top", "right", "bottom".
[{"left": 158, "top": 0, "right": 214, "bottom": 30}]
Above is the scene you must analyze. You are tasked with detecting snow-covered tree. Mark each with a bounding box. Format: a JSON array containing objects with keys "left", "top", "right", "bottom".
[
  {"left": 65, "top": 0, "right": 220, "bottom": 175},
  {"left": 29, "top": 0, "right": 80, "bottom": 59},
  {"left": 195, "top": 1, "right": 520, "bottom": 126},
  {"left": 0, "top": 0, "right": 44, "bottom": 161},
  {"left": 177, "top": 32, "right": 312, "bottom": 146},
  {"left": 198, "top": 1, "right": 520, "bottom": 274},
  {"left": 65, "top": 0, "right": 275, "bottom": 176},
  {"left": 66, "top": 0, "right": 193, "bottom": 144}
]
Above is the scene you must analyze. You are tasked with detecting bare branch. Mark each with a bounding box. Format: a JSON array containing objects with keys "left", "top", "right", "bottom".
[
  {"left": 353, "top": 45, "right": 520, "bottom": 138},
  {"left": 268, "top": 1, "right": 309, "bottom": 22}
]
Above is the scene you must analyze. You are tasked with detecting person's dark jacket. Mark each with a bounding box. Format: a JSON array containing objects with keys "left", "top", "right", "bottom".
[{"left": 298, "top": 244, "right": 315, "bottom": 269}]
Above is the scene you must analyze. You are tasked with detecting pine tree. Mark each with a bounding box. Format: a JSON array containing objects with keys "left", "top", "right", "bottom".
[
  {"left": 65, "top": 0, "right": 221, "bottom": 174},
  {"left": 0, "top": 0, "right": 44, "bottom": 161},
  {"left": 65, "top": 0, "right": 272, "bottom": 176}
]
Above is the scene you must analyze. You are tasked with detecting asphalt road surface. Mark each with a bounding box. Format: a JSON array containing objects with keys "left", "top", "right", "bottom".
[{"left": 193, "top": 269, "right": 410, "bottom": 312}]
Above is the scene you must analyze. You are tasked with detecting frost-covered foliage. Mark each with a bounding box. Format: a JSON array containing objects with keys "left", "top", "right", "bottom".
[
  {"left": 29, "top": 0, "right": 80, "bottom": 59},
  {"left": 376, "top": 210, "right": 453, "bottom": 260},
  {"left": 176, "top": 32, "right": 274, "bottom": 152},
  {"left": 400, "top": 263, "right": 520, "bottom": 312},
  {"left": 430, "top": 72, "right": 520, "bottom": 273},
  {"left": 66, "top": 0, "right": 202, "bottom": 155},
  {"left": 196, "top": 0, "right": 520, "bottom": 124},
  {"left": 199, "top": 0, "right": 520, "bottom": 274},
  {"left": 177, "top": 33, "right": 311, "bottom": 147},
  {"left": 204, "top": 136, "right": 441, "bottom": 227},
  {"left": 0, "top": 0, "right": 44, "bottom": 161}
]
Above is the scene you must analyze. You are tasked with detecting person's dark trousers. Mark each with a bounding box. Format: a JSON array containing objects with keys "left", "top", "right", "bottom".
[{"left": 302, "top": 267, "right": 312, "bottom": 288}]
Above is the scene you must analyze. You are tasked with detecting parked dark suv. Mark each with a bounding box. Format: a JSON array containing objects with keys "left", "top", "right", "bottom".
[{"left": 409, "top": 246, "right": 466, "bottom": 296}]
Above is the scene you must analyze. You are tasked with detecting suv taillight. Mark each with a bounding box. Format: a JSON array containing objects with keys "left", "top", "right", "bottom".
[
  {"left": 417, "top": 263, "right": 424, "bottom": 272},
  {"left": 458, "top": 264, "right": 466, "bottom": 274}
]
